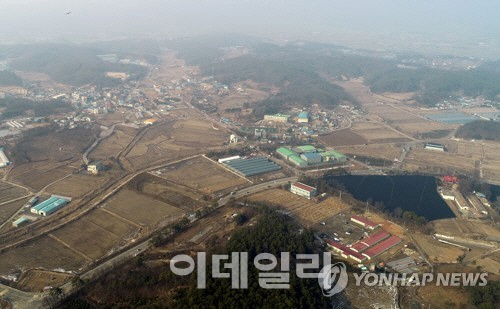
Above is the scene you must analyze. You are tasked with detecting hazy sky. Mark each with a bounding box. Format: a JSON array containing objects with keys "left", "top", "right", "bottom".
[{"left": 1, "top": 0, "right": 499, "bottom": 50}]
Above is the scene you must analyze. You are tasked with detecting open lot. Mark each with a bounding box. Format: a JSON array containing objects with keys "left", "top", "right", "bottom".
[
  {"left": 16, "top": 269, "right": 72, "bottom": 292},
  {"left": 413, "top": 233, "right": 463, "bottom": 263},
  {"left": 153, "top": 156, "right": 250, "bottom": 195},
  {"left": 248, "top": 189, "right": 348, "bottom": 225},
  {"left": 318, "top": 128, "right": 367, "bottom": 146},
  {"left": 125, "top": 119, "right": 228, "bottom": 169}
]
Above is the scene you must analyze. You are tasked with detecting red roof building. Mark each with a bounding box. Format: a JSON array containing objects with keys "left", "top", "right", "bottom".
[
  {"left": 351, "top": 215, "right": 379, "bottom": 230},
  {"left": 362, "top": 236, "right": 402, "bottom": 259},
  {"left": 290, "top": 182, "right": 317, "bottom": 199},
  {"left": 325, "top": 239, "right": 366, "bottom": 263},
  {"left": 443, "top": 176, "right": 459, "bottom": 183},
  {"left": 350, "top": 231, "right": 390, "bottom": 252}
]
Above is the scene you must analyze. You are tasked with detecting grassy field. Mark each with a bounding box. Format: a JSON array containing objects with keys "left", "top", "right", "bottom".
[
  {"left": 153, "top": 156, "right": 249, "bottom": 194},
  {"left": 248, "top": 189, "right": 348, "bottom": 225}
]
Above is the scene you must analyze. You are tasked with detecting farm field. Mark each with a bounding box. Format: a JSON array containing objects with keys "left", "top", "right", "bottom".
[
  {"left": 335, "top": 79, "right": 454, "bottom": 138},
  {"left": 0, "top": 198, "right": 28, "bottom": 226},
  {"left": 248, "top": 189, "right": 348, "bottom": 225},
  {"left": 403, "top": 148, "right": 476, "bottom": 174},
  {"left": 45, "top": 174, "right": 112, "bottom": 198},
  {"left": 9, "top": 161, "right": 76, "bottom": 191},
  {"left": 0, "top": 182, "right": 27, "bottom": 204},
  {"left": 103, "top": 189, "right": 185, "bottom": 228},
  {"left": 351, "top": 122, "right": 411, "bottom": 144},
  {"left": 50, "top": 208, "right": 138, "bottom": 261},
  {"left": 318, "top": 128, "right": 367, "bottom": 146},
  {"left": 336, "top": 143, "right": 403, "bottom": 162},
  {"left": 153, "top": 155, "right": 250, "bottom": 195},
  {"left": 403, "top": 139, "right": 500, "bottom": 179},
  {"left": 125, "top": 119, "right": 228, "bottom": 169},
  {"left": 0, "top": 235, "right": 88, "bottom": 275}
]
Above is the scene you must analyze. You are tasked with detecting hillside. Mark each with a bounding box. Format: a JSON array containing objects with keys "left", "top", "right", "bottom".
[
  {"left": 5, "top": 44, "right": 148, "bottom": 87},
  {"left": 59, "top": 209, "right": 339, "bottom": 308},
  {"left": 456, "top": 120, "right": 500, "bottom": 141},
  {"left": 170, "top": 37, "right": 500, "bottom": 107},
  {"left": 0, "top": 70, "right": 23, "bottom": 87}
]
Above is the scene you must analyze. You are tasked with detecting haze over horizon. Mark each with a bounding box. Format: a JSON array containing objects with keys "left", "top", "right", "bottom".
[{"left": 1, "top": 0, "right": 500, "bottom": 58}]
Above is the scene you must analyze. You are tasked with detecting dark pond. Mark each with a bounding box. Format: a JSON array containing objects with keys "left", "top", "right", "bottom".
[{"left": 327, "top": 175, "right": 455, "bottom": 221}]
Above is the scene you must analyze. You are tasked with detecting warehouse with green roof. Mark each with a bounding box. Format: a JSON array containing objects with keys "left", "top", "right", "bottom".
[
  {"left": 276, "top": 147, "right": 296, "bottom": 160},
  {"left": 320, "top": 150, "right": 347, "bottom": 162}
]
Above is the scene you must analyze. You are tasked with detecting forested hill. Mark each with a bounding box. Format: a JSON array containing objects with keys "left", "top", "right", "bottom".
[
  {"left": 203, "top": 55, "right": 357, "bottom": 117},
  {"left": 2, "top": 43, "right": 149, "bottom": 87},
  {"left": 168, "top": 36, "right": 500, "bottom": 107},
  {"left": 456, "top": 120, "right": 500, "bottom": 141}
]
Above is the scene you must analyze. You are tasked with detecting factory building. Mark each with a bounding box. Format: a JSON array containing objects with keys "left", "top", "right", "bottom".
[
  {"left": 292, "top": 145, "right": 317, "bottom": 154},
  {"left": 362, "top": 236, "right": 402, "bottom": 259},
  {"left": 276, "top": 147, "right": 296, "bottom": 160},
  {"left": 290, "top": 182, "right": 317, "bottom": 199},
  {"left": 0, "top": 149, "right": 11, "bottom": 168},
  {"left": 31, "top": 195, "right": 71, "bottom": 216},
  {"left": 300, "top": 152, "right": 322, "bottom": 164},
  {"left": 224, "top": 157, "right": 281, "bottom": 177},
  {"left": 325, "top": 239, "right": 367, "bottom": 263},
  {"left": 276, "top": 146, "right": 347, "bottom": 168},
  {"left": 12, "top": 217, "right": 30, "bottom": 228},
  {"left": 218, "top": 155, "right": 241, "bottom": 164},
  {"left": 350, "top": 231, "right": 390, "bottom": 253},
  {"left": 297, "top": 111, "right": 309, "bottom": 123},
  {"left": 288, "top": 155, "right": 308, "bottom": 168},
  {"left": 263, "top": 114, "right": 290, "bottom": 123},
  {"left": 424, "top": 142, "right": 445, "bottom": 152},
  {"left": 320, "top": 150, "right": 347, "bottom": 162}
]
